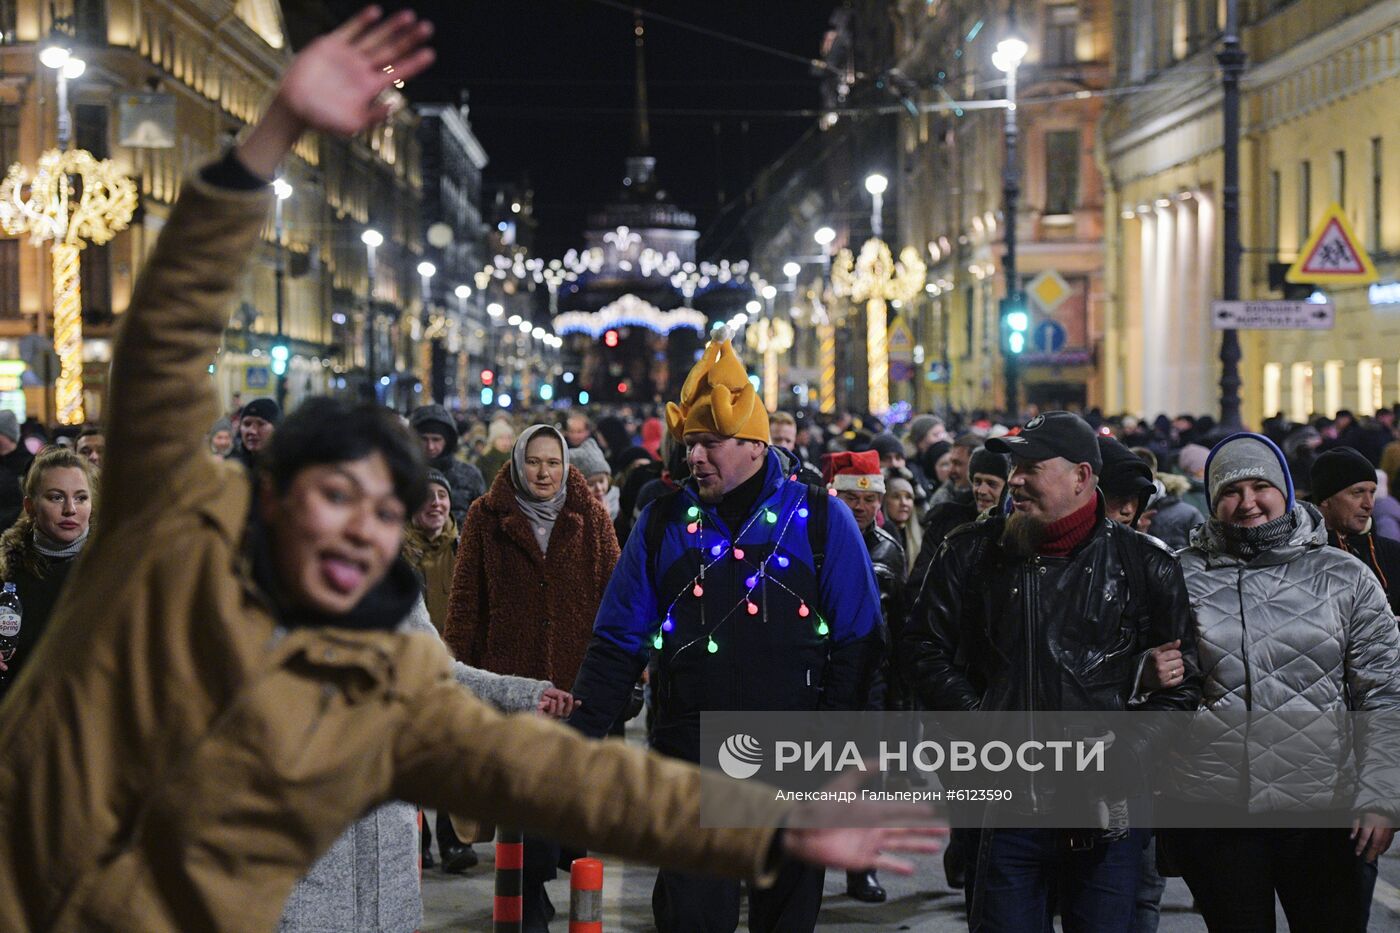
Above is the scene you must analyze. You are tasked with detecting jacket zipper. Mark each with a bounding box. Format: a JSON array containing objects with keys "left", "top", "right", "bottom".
[
  {"left": 1024, "top": 559, "right": 1041, "bottom": 814},
  {"left": 1236, "top": 566, "right": 1253, "bottom": 805}
]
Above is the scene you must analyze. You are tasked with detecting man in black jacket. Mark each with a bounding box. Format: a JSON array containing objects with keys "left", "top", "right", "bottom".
[
  {"left": 902, "top": 411, "right": 1202, "bottom": 932},
  {"left": 409, "top": 403, "right": 486, "bottom": 526},
  {"left": 1313, "top": 446, "right": 1400, "bottom": 616}
]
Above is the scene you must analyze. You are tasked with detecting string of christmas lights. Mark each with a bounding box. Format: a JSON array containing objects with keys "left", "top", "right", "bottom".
[{"left": 653, "top": 489, "right": 827, "bottom": 662}]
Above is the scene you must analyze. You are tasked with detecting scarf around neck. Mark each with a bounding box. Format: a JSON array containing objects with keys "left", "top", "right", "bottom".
[
  {"left": 510, "top": 424, "right": 570, "bottom": 555},
  {"left": 34, "top": 525, "right": 88, "bottom": 560},
  {"left": 1220, "top": 509, "right": 1297, "bottom": 560}
]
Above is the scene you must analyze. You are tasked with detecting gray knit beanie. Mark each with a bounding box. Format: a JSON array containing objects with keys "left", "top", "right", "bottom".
[
  {"left": 571, "top": 438, "right": 611, "bottom": 478},
  {"left": 1206, "top": 433, "right": 1293, "bottom": 510}
]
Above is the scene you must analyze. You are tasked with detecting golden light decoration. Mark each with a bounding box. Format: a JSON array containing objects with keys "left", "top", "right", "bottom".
[
  {"left": 0, "top": 148, "right": 137, "bottom": 424},
  {"left": 743, "top": 315, "right": 794, "bottom": 412},
  {"left": 831, "top": 238, "right": 926, "bottom": 416}
]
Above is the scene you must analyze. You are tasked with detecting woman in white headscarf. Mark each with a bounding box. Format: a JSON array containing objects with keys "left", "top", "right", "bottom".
[{"left": 443, "top": 424, "right": 621, "bottom": 929}]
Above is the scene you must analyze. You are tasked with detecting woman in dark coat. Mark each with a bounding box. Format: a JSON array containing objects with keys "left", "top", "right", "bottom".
[
  {"left": 444, "top": 423, "right": 620, "bottom": 930},
  {"left": 0, "top": 447, "right": 94, "bottom": 702}
]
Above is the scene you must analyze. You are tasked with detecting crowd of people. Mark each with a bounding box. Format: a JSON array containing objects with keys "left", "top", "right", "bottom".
[{"left": 1, "top": 9, "right": 1399, "bottom": 933}]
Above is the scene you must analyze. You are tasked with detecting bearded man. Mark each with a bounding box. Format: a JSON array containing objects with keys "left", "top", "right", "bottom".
[{"left": 901, "top": 411, "right": 1202, "bottom": 932}]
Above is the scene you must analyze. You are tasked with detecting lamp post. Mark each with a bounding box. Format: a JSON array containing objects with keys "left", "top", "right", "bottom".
[
  {"left": 0, "top": 37, "right": 135, "bottom": 425},
  {"left": 992, "top": 33, "right": 1028, "bottom": 417},
  {"left": 271, "top": 177, "right": 292, "bottom": 409},
  {"left": 417, "top": 260, "right": 435, "bottom": 406},
  {"left": 864, "top": 173, "right": 888, "bottom": 239},
  {"left": 813, "top": 227, "right": 838, "bottom": 413},
  {"left": 1217, "top": 0, "right": 1245, "bottom": 431},
  {"left": 361, "top": 228, "right": 383, "bottom": 402}
]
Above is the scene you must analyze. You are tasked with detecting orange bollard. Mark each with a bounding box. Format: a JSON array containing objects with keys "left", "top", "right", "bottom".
[
  {"left": 493, "top": 827, "right": 524, "bottom": 932},
  {"left": 569, "top": 857, "right": 603, "bottom": 932}
]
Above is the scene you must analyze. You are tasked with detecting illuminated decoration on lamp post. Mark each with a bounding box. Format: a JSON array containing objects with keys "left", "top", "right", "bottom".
[
  {"left": 830, "top": 238, "right": 926, "bottom": 416},
  {"left": 744, "top": 316, "right": 793, "bottom": 412},
  {"left": 0, "top": 149, "right": 136, "bottom": 424}
]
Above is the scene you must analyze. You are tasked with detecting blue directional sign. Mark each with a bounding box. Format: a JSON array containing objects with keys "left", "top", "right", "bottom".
[{"left": 1031, "top": 320, "right": 1067, "bottom": 354}]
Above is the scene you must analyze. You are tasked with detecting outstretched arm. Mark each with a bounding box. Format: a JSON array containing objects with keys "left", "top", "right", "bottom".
[{"left": 103, "top": 8, "right": 435, "bottom": 527}]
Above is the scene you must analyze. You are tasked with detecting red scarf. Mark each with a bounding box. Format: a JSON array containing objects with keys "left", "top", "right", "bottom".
[{"left": 1037, "top": 497, "right": 1099, "bottom": 558}]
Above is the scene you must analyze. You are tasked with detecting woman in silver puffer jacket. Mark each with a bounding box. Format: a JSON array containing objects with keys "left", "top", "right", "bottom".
[{"left": 1155, "top": 432, "right": 1400, "bottom": 932}]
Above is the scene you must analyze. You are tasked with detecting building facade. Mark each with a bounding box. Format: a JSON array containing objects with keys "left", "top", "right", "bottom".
[
  {"left": 1102, "top": 0, "right": 1400, "bottom": 425},
  {"left": 0, "top": 0, "right": 424, "bottom": 422}
]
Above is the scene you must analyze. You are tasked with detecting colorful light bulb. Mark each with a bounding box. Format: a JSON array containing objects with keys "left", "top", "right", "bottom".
[
  {"left": 692, "top": 583, "right": 704, "bottom": 597},
  {"left": 746, "top": 600, "right": 759, "bottom": 616},
  {"left": 797, "top": 602, "right": 810, "bottom": 618},
  {"left": 662, "top": 615, "right": 674, "bottom": 632},
  {"left": 733, "top": 547, "right": 745, "bottom": 560},
  {"left": 710, "top": 543, "right": 724, "bottom": 557},
  {"left": 798, "top": 507, "right": 809, "bottom": 519},
  {"left": 687, "top": 521, "right": 699, "bottom": 534},
  {"left": 745, "top": 575, "right": 757, "bottom": 589},
  {"left": 707, "top": 636, "right": 718, "bottom": 653},
  {"left": 777, "top": 555, "right": 790, "bottom": 568},
  {"left": 817, "top": 620, "right": 829, "bottom": 636},
  {"left": 765, "top": 509, "right": 777, "bottom": 524},
  {"left": 653, "top": 633, "right": 664, "bottom": 649},
  {"left": 687, "top": 505, "right": 700, "bottom": 519}
]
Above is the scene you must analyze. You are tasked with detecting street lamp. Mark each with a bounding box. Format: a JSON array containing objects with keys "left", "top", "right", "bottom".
[
  {"left": 813, "top": 227, "right": 838, "bottom": 413},
  {"left": 864, "top": 173, "right": 888, "bottom": 238},
  {"left": 814, "top": 226, "right": 836, "bottom": 248},
  {"left": 271, "top": 178, "right": 293, "bottom": 409},
  {"left": 783, "top": 261, "right": 801, "bottom": 279},
  {"left": 361, "top": 228, "right": 383, "bottom": 401},
  {"left": 993, "top": 31, "right": 1028, "bottom": 416}
]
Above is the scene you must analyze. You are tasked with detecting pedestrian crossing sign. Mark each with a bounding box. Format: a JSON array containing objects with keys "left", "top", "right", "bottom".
[{"left": 1286, "top": 202, "right": 1378, "bottom": 285}]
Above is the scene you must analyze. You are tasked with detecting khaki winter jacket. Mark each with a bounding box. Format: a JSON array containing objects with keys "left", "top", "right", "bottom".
[{"left": 0, "top": 172, "right": 784, "bottom": 933}]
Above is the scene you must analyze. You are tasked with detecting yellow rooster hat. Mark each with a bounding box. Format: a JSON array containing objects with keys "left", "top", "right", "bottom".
[{"left": 665, "top": 335, "right": 770, "bottom": 444}]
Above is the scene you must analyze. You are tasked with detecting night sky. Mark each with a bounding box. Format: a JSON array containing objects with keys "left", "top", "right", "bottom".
[{"left": 321, "top": 0, "right": 837, "bottom": 259}]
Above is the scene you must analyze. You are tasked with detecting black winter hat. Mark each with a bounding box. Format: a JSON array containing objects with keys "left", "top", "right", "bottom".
[
  {"left": 1310, "top": 446, "right": 1377, "bottom": 504},
  {"left": 987, "top": 411, "right": 1102, "bottom": 473},
  {"left": 240, "top": 397, "right": 280, "bottom": 425},
  {"left": 870, "top": 433, "right": 906, "bottom": 460},
  {"left": 1097, "top": 435, "right": 1155, "bottom": 499},
  {"left": 969, "top": 447, "right": 1011, "bottom": 481}
]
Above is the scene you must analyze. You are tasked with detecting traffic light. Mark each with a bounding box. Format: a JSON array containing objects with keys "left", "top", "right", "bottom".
[
  {"left": 1000, "top": 291, "right": 1029, "bottom": 355},
  {"left": 481, "top": 368, "right": 495, "bottom": 387},
  {"left": 604, "top": 329, "right": 619, "bottom": 348},
  {"left": 270, "top": 342, "right": 289, "bottom": 376}
]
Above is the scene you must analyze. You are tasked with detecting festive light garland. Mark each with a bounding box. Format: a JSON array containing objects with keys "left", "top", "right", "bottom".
[
  {"left": 0, "top": 148, "right": 137, "bottom": 425},
  {"left": 552, "top": 293, "right": 709, "bottom": 338},
  {"left": 743, "top": 316, "right": 793, "bottom": 412},
  {"left": 652, "top": 492, "right": 828, "bottom": 660},
  {"left": 830, "top": 238, "right": 926, "bottom": 417}
]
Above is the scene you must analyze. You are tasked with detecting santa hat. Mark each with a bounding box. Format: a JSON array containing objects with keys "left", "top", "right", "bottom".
[
  {"left": 665, "top": 336, "right": 770, "bottom": 444},
  {"left": 825, "top": 449, "right": 885, "bottom": 494}
]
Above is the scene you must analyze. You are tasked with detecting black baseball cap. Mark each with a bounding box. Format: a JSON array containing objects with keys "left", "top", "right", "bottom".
[{"left": 986, "top": 411, "right": 1103, "bottom": 473}]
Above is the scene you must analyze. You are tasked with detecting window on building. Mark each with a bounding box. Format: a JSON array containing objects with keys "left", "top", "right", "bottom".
[
  {"left": 1372, "top": 137, "right": 1383, "bottom": 254},
  {"left": 0, "top": 104, "right": 17, "bottom": 172},
  {"left": 1298, "top": 160, "right": 1311, "bottom": 249},
  {"left": 1044, "top": 4, "right": 1079, "bottom": 66},
  {"left": 1269, "top": 169, "right": 1281, "bottom": 254},
  {"left": 1358, "top": 359, "right": 1383, "bottom": 415},
  {"left": 0, "top": 240, "right": 17, "bottom": 319},
  {"left": 0, "top": 1, "right": 15, "bottom": 44},
  {"left": 75, "top": 103, "right": 108, "bottom": 159},
  {"left": 73, "top": 0, "right": 106, "bottom": 45},
  {"left": 1324, "top": 360, "right": 1344, "bottom": 417},
  {"left": 1263, "top": 363, "right": 1282, "bottom": 418},
  {"left": 1332, "top": 149, "right": 1346, "bottom": 207},
  {"left": 1045, "top": 130, "right": 1080, "bottom": 216},
  {"left": 1291, "top": 362, "right": 1315, "bottom": 422}
]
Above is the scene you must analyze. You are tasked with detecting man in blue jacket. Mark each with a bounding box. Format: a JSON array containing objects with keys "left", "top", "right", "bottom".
[{"left": 569, "top": 337, "right": 883, "bottom": 933}]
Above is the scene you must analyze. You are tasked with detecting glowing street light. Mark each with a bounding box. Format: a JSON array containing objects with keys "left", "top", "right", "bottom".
[
  {"left": 783, "top": 261, "right": 801, "bottom": 279},
  {"left": 865, "top": 173, "right": 889, "bottom": 238},
  {"left": 814, "top": 226, "right": 836, "bottom": 247}
]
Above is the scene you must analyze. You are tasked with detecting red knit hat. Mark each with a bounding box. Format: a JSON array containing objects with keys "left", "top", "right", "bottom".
[{"left": 825, "top": 449, "right": 885, "bottom": 494}]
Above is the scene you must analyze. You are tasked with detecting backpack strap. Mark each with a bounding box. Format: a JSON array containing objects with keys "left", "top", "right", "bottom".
[
  {"left": 643, "top": 486, "right": 686, "bottom": 586},
  {"left": 1110, "top": 523, "right": 1150, "bottom": 631},
  {"left": 802, "top": 483, "right": 829, "bottom": 579}
]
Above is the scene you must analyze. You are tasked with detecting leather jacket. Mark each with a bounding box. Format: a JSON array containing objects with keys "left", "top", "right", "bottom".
[{"left": 901, "top": 501, "right": 1202, "bottom": 808}]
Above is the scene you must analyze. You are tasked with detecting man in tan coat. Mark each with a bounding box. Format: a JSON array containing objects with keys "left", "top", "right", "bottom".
[{"left": 0, "top": 11, "right": 939, "bottom": 932}]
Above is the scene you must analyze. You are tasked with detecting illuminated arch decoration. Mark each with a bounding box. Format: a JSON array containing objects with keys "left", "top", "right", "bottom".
[{"left": 552, "top": 294, "right": 708, "bottom": 338}]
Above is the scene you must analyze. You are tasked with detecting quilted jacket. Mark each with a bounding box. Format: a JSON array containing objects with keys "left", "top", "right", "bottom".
[{"left": 1169, "top": 503, "right": 1400, "bottom": 816}]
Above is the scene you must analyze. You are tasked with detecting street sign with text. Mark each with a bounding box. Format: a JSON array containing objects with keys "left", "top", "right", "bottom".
[{"left": 1211, "top": 300, "right": 1335, "bottom": 330}]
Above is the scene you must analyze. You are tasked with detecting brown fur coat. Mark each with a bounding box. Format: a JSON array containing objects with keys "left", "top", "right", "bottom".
[{"left": 444, "top": 465, "right": 619, "bottom": 691}]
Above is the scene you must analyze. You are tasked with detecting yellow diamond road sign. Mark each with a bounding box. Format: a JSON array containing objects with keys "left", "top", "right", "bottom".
[{"left": 1028, "top": 270, "right": 1071, "bottom": 313}]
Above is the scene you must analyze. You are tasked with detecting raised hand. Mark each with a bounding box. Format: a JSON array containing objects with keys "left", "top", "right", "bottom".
[{"left": 236, "top": 6, "right": 435, "bottom": 179}]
